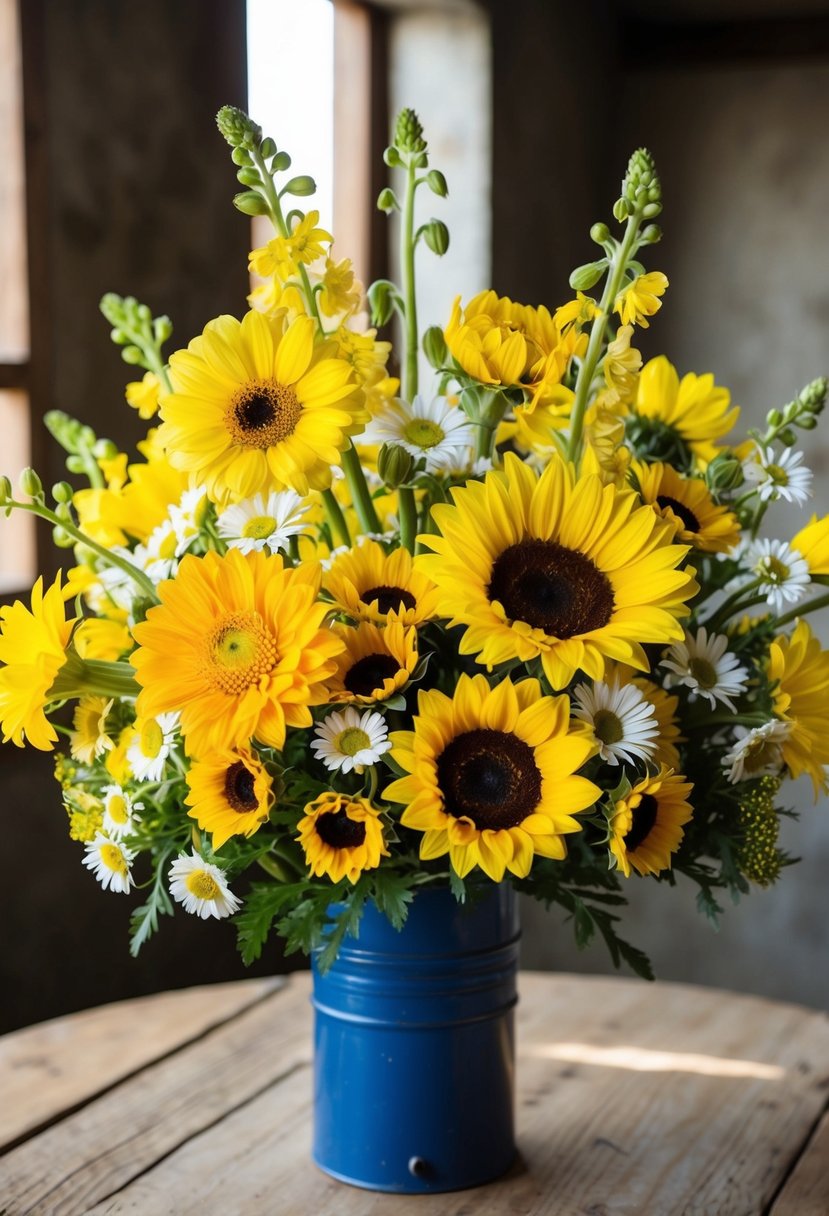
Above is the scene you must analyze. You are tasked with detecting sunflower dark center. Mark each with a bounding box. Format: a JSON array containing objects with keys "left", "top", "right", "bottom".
[
  {"left": 361, "top": 584, "right": 417, "bottom": 615},
  {"left": 224, "top": 761, "right": 259, "bottom": 813},
  {"left": 344, "top": 653, "right": 401, "bottom": 697},
  {"left": 488, "top": 539, "right": 614, "bottom": 638},
  {"left": 315, "top": 809, "right": 367, "bottom": 849},
  {"left": 227, "top": 379, "right": 302, "bottom": 448},
  {"left": 436, "top": 728, "right": 542, "bottom": 830},
  {"left": 656, "top": 494, "right": 700, "bottom": 533},
  {"left": 623, "top": 792, "right": 658, "bottom": 853}
]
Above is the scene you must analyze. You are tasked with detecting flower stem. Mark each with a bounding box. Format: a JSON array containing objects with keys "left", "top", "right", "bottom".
[
  {"left": 702, "top": 581, "right": 763, "bottom": 634},
  {"left": 321, "top": 488, "right": 351, "bottom": 548},
  {"left": 48, "top": 651, "right": 140, "bottom": 701},
  {"left": 341, "top": 443, "right": 381, "bottom": 535},
  {"left": 775, "top": 589, "right": 829, "bottom": 629},
  {"left": 401, "top": 157, "right": 419, "bottom": 402},
  {"left": 398, "top": 485, "right": 418, "bottom": 554}
]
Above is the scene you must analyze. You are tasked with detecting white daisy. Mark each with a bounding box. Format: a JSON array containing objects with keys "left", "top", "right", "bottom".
[
  {"left": 101, "top": 784, "right": 143, "bottom": 839},
  {"left": 571, "top": 678, "right": 659, "bottom": 767},
  {"left": 98, "top": 555, "right": 139, "bottom": 613},
  {"left": 136, "top": 521, "right": 180, "bottom": 581},
  {"left": 168, "top": 853, "right": 241, "bottom": 920},
  {"left": 735, "top": 538, "right": 811, "bottom": 614},
  {"left": 216, "top": 490, "right": 311, "bottom": 555},
  {"left": 662, "top": 627, "right": 749, "bottom": 712},
  {"left": 127, "top": 712, "right": 180, "bottom": 782},
  {"left": 742, "top": 445, "right": 812, "bottom": 506},
  {"left": 363, "top": 395, "right": 475, "bottom": 473},
  {"left": 170, "top": 486, "right": 209, "bottom": 555},
  {"left": 722, "top": 720, "right": 792, "bottom": 783},
  {"left": 82, "top": 833, "right": 135, "bottom": 894},
  {"left": 311, "top": 706, "right": 392, "bottom": 774}
]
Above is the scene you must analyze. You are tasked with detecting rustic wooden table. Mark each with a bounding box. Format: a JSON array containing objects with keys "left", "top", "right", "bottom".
[{"left": 1, "top": 971, "right": 828, "bottom": 1215}]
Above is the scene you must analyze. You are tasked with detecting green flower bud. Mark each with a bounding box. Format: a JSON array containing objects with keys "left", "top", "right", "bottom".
[
  {"left": 233, "top": 190, "right": 269, "bottom": 217},
  {"left": 0, "top": 475, "right": 12, "bottom": 505},
  {"left": 799, "top": 415, "right": 818, "bottom": 429},
  {"left": 153, "top": 316, "right": 173, "bottom": 343},
  {"left": 54, "top": 501, "right": 73, "bottom": 523},
  {"left": 378, "top": 443, "right": 414, "bottom": 489},
  {"left": 622, "top": 148, "right": 661, "bottom": 212},
  {"left": 367, "top": 279, "right": 397, "bottom": 328},
  {"left": 394, "top": 108, "right": 426, "bottom": 155},
  {"left": 216, "top": 105, "right": 262, "bottom": 150},
  {"left": 109, "top": 327, "right": 126, "bottom": 345},
  {"left": 705, "top": 452, "right": 744, "bottom": 493},
  {"left": 19, "top": 467, "right": 43, "bottom": 498},
  {"left": 613, "top": 198, "right": 629, "bottom": 223},
  {"left": 767, "top": 408, "right": 784, "bottom": 427},
  {"left": 231, "top": 146, "right": 252, "bottom": 167},
  {"left": 236, "top": 167, "right": 261, "bottom": 188},
  {"left": 272, "top": 151, "right": 291, "bottom": 172},
  {"left": 99, "top": 292, "right": 123, "bottom": 326},
  {"left": 799, "top": 376, "right": 828, "bottom": 415},
  {"left": 422, "top": 219, "right": 449, "bottom": 256},
  {"left": 426, "top": 169, "right": 448, "bottom": 197},
  {"left": 93, "top": 438, "right": 118, "bottom": 460},
  {"left": 569, "top": 260, "right": 607, "bottom": 291},
  {"left": 642, "top": 201, "right": 662, "bottom": 219},
  {"left": 383, "top": 146, "right": 403, "bottom": 169},
  {"left": 377, "top": 187, "right": 399, "bottom": 213},
  {"left": 65, "top": 455, "right": 85, "bottom": 474},
  {"left": 590, "top": 222, "right": 610, "bottom": 244},
  {"left": 52, "top": 481, "right": 74, "bottom": 504},
  {"left": 136, "top": 303, "right": 151, "bottom": 323},
  {"left": 779, "top": 427, "right": 796, "bottom": 447},
  {"left": 121, "top": 345, "right": 144, "bottom": 365},
  {"left": 260, "top": 136, "right": 276, "bottom": 159},
  {"left": 422, "top": 326, "right": 448, "bottom": 369},
  {"left": 282, "top": 175, "right": 316, "bottom": 197},
  {"left": 639, "top": 223, "right": 662, "bottom": 245},
  {"left": 52, "top": 524, "right": 75, "bottom": 549}
]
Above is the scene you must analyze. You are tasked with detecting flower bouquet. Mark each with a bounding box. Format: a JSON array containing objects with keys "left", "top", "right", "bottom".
[{"left": 2, "top": 104, "right": 829, "bottom": 1190}]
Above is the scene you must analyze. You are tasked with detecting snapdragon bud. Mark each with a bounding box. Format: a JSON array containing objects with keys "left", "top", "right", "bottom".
[
  {"left": 52, "top": 481, "right": 74, "bottom": 504},
  {"left": 378, "top": 443, "right": 414, "bottom": 489},
  {"left": 19, "top": 467, "right": 43, "bottom": 498},
  {"left": 620, "top": 148, "right": 662, "bottom": 217},
  {"left": 216, "top": 105, "right": 262, "bottom": 150},
  {"left": 422, "top": 326, "right": 448, "bottom": 369},
  {"left": 569, "top": 261, "right": 606, "bottom": 291},
  {"left": 590, "top": 222, "right": 610, "bottom": 244},
  {"left": 394, "top": 108, "right": 426, "bottom": 155},
  {"left": 0, "top": 475, "right": 12, "bottom": 505},
  {"left": 705, "top": 452, "right": 744, "bottom": 493}
]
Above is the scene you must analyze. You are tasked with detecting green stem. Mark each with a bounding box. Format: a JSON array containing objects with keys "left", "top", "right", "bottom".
[
  {"left": 702, "top": 581, "right": 763, "bottom": 634},
  {"left": 566, "top": 213, "right": 643, "bottom": 464},
  {"left": 775, "top": 589, "right": 829, "bottom": 629},
  {"left": 401, "top": 157, "right": 419, "bottom": 402},
  {"left": 256, "top": 853, "right": 293, "bottom": 882},
  {"left": 341, "top": 443, "right": 381, "bottom": 535},
  {"left": 398, "top": 486, "right": 418, "bottom": 553},
  {"left": 48, "top": 651, "right": 140, "bottom": 701},
  {"left": 322, "top": 488, "right": 351, "bottom": 548}
]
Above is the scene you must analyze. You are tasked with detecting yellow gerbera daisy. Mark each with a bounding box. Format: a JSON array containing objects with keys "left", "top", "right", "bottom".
[
  {"left": 324, "top": 539, "right": 441, "bottom": 627},
  {"left": 790, "top": 513, "right": 829, "bottom": 575},
  {"left": 634, "top": 461, "right": 741, "bottom": 554},
  {"left": 297, "top": 791, "right": 389, "bottom": 884},
  {"left": 385, "top": 674, "right": 599, "bottom": 881},
  {"left": 633, "top": 356, "right": 739, "bottom": 464},
  {"left": 326, "top": 620, "right": 418, "bottom": 703},
  {"left": 132, "top": 548, "right": 343, "bottom": 755},
  {"left": 186, "top": 746, "right": 274, "bottom": 848},
  {"left": 0, "top": 574, "right": 75, "bottom": 750},
  {"left": 614, "top": 271, "right": 668, "bottom": 329},
  {"left": 767, "top": 619, "right": 829, "bottom": 796},
  {"left": 417, "top": 454, "right": 698, "bottom": 690},
  {"left": 158, "top": 311, "right": 365, "bottom": 502},
  {"left": 608, "top": 767, "right": 693, "bottom": 878}
]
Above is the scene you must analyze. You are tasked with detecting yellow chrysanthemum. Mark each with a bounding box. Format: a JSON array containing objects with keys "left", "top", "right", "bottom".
[
  {"left": 417, "top": 454, "right": 698, "bottom": 690},
  {"left": 186, "top": 746, "right": 274, "bottom": 848},
  {"left": 608, "top": 767, "right": 693, "bottom": 878},
  {"left": 385, "top": 674, "right": 599, "bottom": 881},
  {"left": 297, "top": 791, "right": 389, "bottom": 884},
  {"left": 326, "top": 619, "right": 418, "bottom": 703},
  {"left": 125, "top": 371, "right": 162, "bottom": 420},
  {"left": 158, "top": 311, "right": 365, "bottom": 503},
  {"left": 0, "top": 574, "right": 75, "bottom": 750},
  {"left": 614, "top": 271, "right": 668, "bottom": 329},
  {"left": 132, "top": 548, "right": 343, "bottom": 755},
  {"left": 249, "top": 211, "right": 333, "bottom": 281},
  {"left": 70, "top": 696, "right": 115, "bottom": 764},
  {"left": 767, "top": 619, "right": 829, "bottom": 796},
  {"left": 634, "top": 461, "right": 741, "bottom": 554},
  {"left": 790, "top": 513, "right": 829, "bottom": 575},
  {"left": 633, "top": 356, "right": 739, "bottom": 464},
  {"left": 324, "top": 539, "right": 441, "bottom": 627}
]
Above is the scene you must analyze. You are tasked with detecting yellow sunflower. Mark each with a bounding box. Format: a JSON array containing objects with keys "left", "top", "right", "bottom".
[
  {"left": 385, "top": 674, "right": 599, "bottom": 881},
  {"left": 608, "top": 767, "right": 693, "bottom": 878},
  {"left": 326, "top": 619, "right": 418, "bottom": 703},
  {"left": 767, "top": 619, "right": 829, "bottom": 796},
  {"left": 324, "top": 539, "right": 441, "bottom": 627},
  {"left": 158, "top": 310, "right": 366, "bottom": 503},
  {"left": 0, "top": 574, "right": 75, "bottom": 750},
  {"left": 417, "top": 453, "right": 698, "bottom": 690},
  {"left": 132, "top": 548, "right": 342, "bottom": 756},
  {"left": 186, "top": 746, "right": 274, "bottom": 848},
  {"left": 633, "top": 461, "right": 741, "bottom": 554},
  {"left": 630, "top": 676, "right": 682, "bottom": 771},
  {"left": 632, "top": 356, "right": 739, "bottom": 464},
  {"left": 297, "top": 791, "right": 389, "bottom": 884}
]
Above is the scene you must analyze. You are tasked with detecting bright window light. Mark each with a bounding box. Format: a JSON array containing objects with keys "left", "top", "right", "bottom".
[{"left": 246, "top": 0, "right": 335, "bottom": 230}]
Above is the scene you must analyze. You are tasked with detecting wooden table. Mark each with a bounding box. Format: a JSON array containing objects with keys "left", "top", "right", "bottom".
[{"left": 1, "top": 972, "right": 828, "bottom": 1215}]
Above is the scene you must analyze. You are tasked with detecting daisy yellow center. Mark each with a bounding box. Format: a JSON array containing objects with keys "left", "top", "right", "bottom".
[
  {"left": 100, "top": 843, "right": 128, "bottom": 874},
  {"left": 242, "top": 515, "right": 278, "bottom": 540},
  {"left": 206, "top": 612, "right": 278, "bottom": 695},
  {"left": 315, "top": 809, "right": 367, "bottom": 849},
  {"left": 743, "top": 738, "right": 780, "bottom": 773},
  {"left": 767, "top": 464, "right": 789, "bottom": 486},
  {"left": 361, "top": 585, "right": 417, "bottom": 615},
  {"left": 436, "top": 728, "right": 542, "bottom": 830},
  {"left": 656, "top": 494, "right": 700, "bottom": 534},
  {"left": 156, "top": 530, "right": 178, "bottom": 560},
  {"left": 140, "top": 719, "right": 164, "bottom": 759},
  {"left": 404, "top": 418, "right": 445, "bottom": 449},
  {"left": 227, "top": 379, "right": 302, "bottom": 449},
  {"left": 107, "top": 795, "right": 129, "bottom": 825},
  {"left": 689, "top": 656, "right": 718, "bottom": 690},
  {"left": 488, "top": 539, "right": 614, "bottom": 638},
  {"left": 186, "top": 870, "right": 221, "bottom": 900},
  {"left": 760, "top": 555, "right": 790, "bottom": 583},
  {"left": 224, "top": 760, "right": 260, "bottom": 813},
  {"left": 593, "top": 708, "right": 624, "bottom": 746},
  {"left": 344, "top": 653, "right": 400, "bottom": 698},
  {"left": 623, "top": 792, "right": 658, "bottom": 853},
  {"left": 336, "top": 727, "right": 371, "bottom": 756}
]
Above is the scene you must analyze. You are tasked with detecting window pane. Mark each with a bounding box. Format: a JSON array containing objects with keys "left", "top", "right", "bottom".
[
  {"left": 0, "top": 390, "right": 35, "bottom": 593},
  {"left": 0, "top": 0, "right": 29, "bottom": 361}
]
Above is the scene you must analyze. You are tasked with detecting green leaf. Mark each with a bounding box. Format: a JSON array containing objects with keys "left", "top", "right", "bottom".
[
  {"left": 129, "top": 848, "right": 175, "bottom": 957},
  {"left": 235, "top": 881, "right": 308, "bottom": 965},
  {"left": 371, "top": 870, "right": 417, "bottom": 930},
  {"left": 449, "top": 868, "right": 466, "bottom": 903}
]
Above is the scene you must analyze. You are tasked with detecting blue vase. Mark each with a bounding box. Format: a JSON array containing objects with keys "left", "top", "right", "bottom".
[{"left": 311, "top": 883, "right": 520, "bottom": 1193}]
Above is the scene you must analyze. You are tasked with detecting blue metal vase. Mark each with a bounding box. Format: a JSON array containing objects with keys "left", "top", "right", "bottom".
[{"left": 311, "top": 883, "right": 520, "bottom": 1193}]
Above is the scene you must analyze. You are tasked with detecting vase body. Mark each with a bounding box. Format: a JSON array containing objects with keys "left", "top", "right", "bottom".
[{"left": 311, "top": 883, "right": 520, "bottom": 1193}]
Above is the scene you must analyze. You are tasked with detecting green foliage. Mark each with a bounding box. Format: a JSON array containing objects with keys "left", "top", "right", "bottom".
[{"left": 129, "top": 847, "right": 175, "bottom": 957}]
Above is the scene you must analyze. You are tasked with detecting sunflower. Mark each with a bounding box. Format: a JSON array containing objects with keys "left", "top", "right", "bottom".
[
  {"left": 630, "top": 675, "right": 682, "bottom": 771},
  {"left": 186, "top": 746, "right": 274, "bottom": 848},
  {"left": 0, "top": 574, "right": 75, "bottom": 750},
  {"left": 417, "top": 454, "right": 698, "bottom": 690},
  {"left": 158, "top": 310, "right": 366, "bottom": 503},
  {"left": 132, "top": 548, "right": 342, "bottom": 756},
  {"left": 297, "top": 791, "right": 389, "bottom": 884},
  {"left": 633, "top": 461, "right": 740, "bottom": 554},
  {"left": 631, "top": 356, "right": 739, "bottom": 465},
  {"left": 608, "top": 767, "right": 693, "bottom": 878},
  {"left": 384, "top": 674, "right": 599, "bottom": 881},
  {"left": 326, "top": 620, "right": 418, "bottom": 703},
  {"left": 767, "top": 619, "right": 829, "bottom": 796},
  {"left": 324, "top": 538, "right": 441, "bottom": 626}
]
